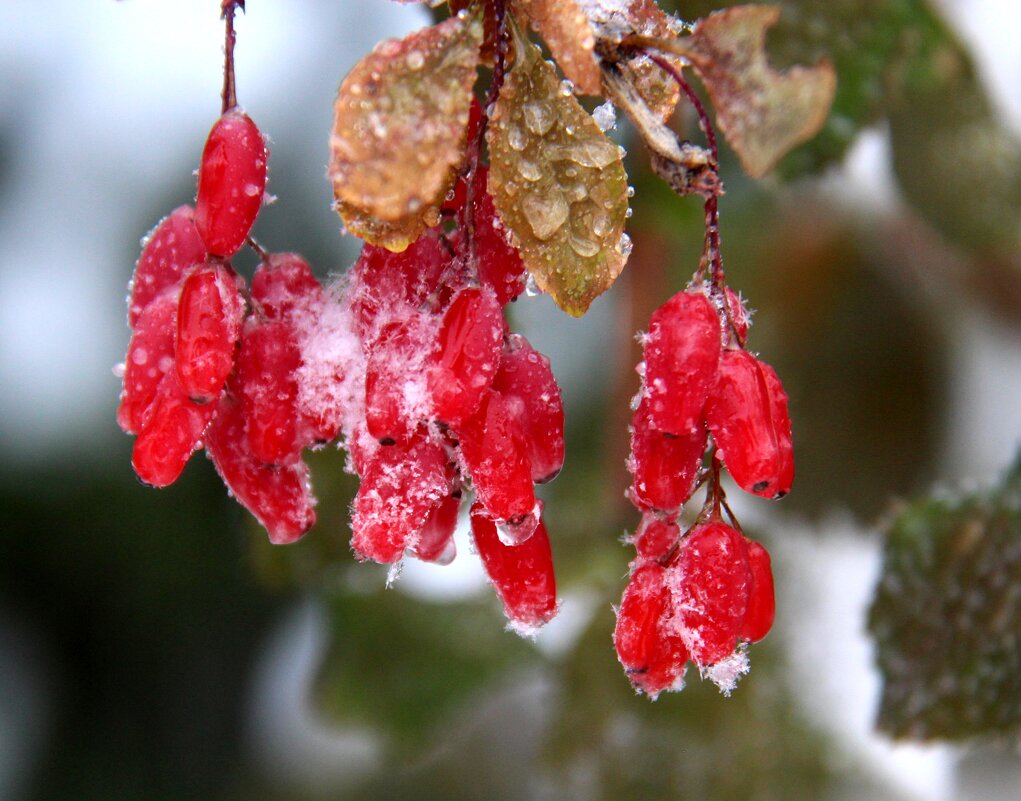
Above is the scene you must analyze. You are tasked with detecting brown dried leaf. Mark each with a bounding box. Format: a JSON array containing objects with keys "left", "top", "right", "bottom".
[
  {"left": 674, "top": 5, "right": 836, "bottom": 178},
  {"left": 582, "top": 0, "right": 684, "bottom": 121},
  {"left": 336, "top": 199, "right": 439, "bottom": 253},
  {"left": 488, "top": 26, "right": 630, "bottom": 317},
  {"left": 514, "top": 0, "right": 602, "bottom": 95},
  {"left": 330, "top": 12, "right": 483, "bottom": 233}
]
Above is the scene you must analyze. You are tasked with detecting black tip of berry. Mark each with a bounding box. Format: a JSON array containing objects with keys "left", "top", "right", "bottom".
[
  {"left": 379, "top": 437, "right": 396, "bottom": 446},
  {"left": 752, "top": 480, "right": 770, "bottom": 493},
  {"left": 773, "top": 490, "right": 788, "bottom": 499}
]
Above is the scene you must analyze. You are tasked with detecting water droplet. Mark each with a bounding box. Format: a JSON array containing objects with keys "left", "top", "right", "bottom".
[
  {"left": 618, "top": 232, "right": 634, "bottom": 260},
  {"left": 517, "top": 160, "right": 542, "bottom": 182},
  {"left": 523, "top": 101, "right": 554, "bottom": 136},
  {"left": 591, "top": 211, "right": 611, "bottom": 237},
  {"left": 131, "top": 348, "right": 148, "bottom": 366},
  {"left": 406, "top": 50, "right": 424, "bottom": 70},
  {"left": 525, "top": 274, "right": 541, "bottom": 297},
  {"left": 508, "top": 127, "right": 527, "bottom": 151},
  {"left": 569, "top": 236, "right": 600, "bottom": 258},
  {"left": 559, "top": 79, "right": 574, "bottom": 97},
  {"left": 521, "top": 191, "right": 569, "bottom": 241},
  {"left": 626, "top": 186, "right": 635, "bottom": 198}
]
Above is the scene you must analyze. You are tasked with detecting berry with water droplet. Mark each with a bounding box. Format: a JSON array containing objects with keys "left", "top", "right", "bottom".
[
  {"left": 118, "top": 289, "right": 179, "bottom": 434},
  {"left": 194, "top": 109, "right": 268, "bottom": 257},
  {"left": 628, "top": 398, "right": 706, "bottom": 512},
  {"left": 175, "top": 265, "right": 244, "bottom": 403},
  {"left": 470, "top": 502, "right": 556, "bottom": 630},
  {"left": 128, "top": 206, "right": 206, "bottom": 326},
  {"left": 237, "top": 319, "right": 301, "bottom": 464},
  {"left": 740, "top": 539, "right": 775, "bottom": 643}
]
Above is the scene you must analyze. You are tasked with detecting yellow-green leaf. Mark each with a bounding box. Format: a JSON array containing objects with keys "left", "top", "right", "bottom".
[
  {"left": 488, "top": 24, "right": 630, "bottom": 317},
  {"left": 329, "top": 12, "right": 482, "bottom": 241},
  {"left": 335, "top": 198, "right": 439, "bottom": 253},
  {"left": 672, "top": 5, "right": 836, "bottom": 178}
]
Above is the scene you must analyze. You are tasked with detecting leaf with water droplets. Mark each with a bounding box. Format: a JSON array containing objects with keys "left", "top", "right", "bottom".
[
  {"left": 869, "top": 457, "right": 1021, "bottom": 741},
  {"left": 329, "top": 12, "right": 483, "bottom": 245},
  {"left": 515, "top": 0, "right": 602, "bottom": 96},
  {"left": 336, "top": 198, "right": 439, "bottom": 253},
  {"left": 671, "top": 5, "right": 836, "bottom": 178},
  {"left": 488, "top": 27, "right": 629, "bottom": 317}
]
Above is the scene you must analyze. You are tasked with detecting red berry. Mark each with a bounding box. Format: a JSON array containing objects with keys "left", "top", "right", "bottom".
[
  {"left": 194, "top": 109, "right": 268, "bottom": 257},
  {"left": 427, "top": 287, "right": 505, "bottom": 425},
  {"left": 131, "top": 370, "right": 217, "bottom": 487},
  {"left": 643, "top": 289, "right": 721, "bottom": 436},
  {"left": 492, "top": 334, "right": 564, "bottom": 483},
  {"left": 351, "top": 433, "right": 449, "bottom": 564},
  {"left": 628, "top": 398, "right": 707, "bottom": 512},
  {"left": 704, "top": 349, "right": 794, "bottom": 499},
  {"left": 205, "top": 391, "right": 316, "bottom": 544},
  {"left": 128, "top": 206, "right": 206, "bottom": 327},
  {"left": 251, "top": 252, "right": 323, "bottom": 322},
  {"left": 175, "top": 265, "right": 244, "bottom": 403},
  {"left": 348, "top": 231, "right": 451, "bottom": 337},
  {"left": 614, "top": 562, "right": 689, "bottom": 697},
  {"left": 740, "top": 539, "right": 775, "bottom": 643},
  {"left": 470, "top": 502, "right": 557, "bottom": 631},
  {"left": 672, "top": 522, "right": 752, "bottom": 666},
  {"left": 118, "top": 289, "right": 179, "bottom": 434},
  {"left": 237, "top": 320, "right": 301, "bottom": 464},
  {"left": 473, "top": 169, "right": 527, "bottom": 305},
  {"left": 457, "top": 391, "right": 536, "bottom": 530},
  {"left": 364, "top": 316, "right": 433, "bottom": 443},
  {"left": 632, "top": 512, "right": 681, "bottom": 562}
]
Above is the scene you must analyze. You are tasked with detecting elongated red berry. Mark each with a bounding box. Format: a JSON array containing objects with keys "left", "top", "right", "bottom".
[
  {"left": 251, "top": 252, "right": 324, "bottom": 322},
  {"left": 175, "top": 265, "right": 244, "bottom": 403},
  {"left": 740, "top": 539, "right": 775, "bottom": 643},
  {"left": 457, "top": 391, "right": 536, "bottom": 530},
  {"left": 351, "top": 433, "right": 449, "bottom": 564},
  {"left": 470, "top": 502, "right": 557, "bottom": 631},
  {"left": 628, "top": 398, "right": 706, "bottom": 512},
  {"left": 205, "top": 391, "right": 316, "bottom": 544},
  {"left": 128, "top": 206, "right": 207, "bottom": 326},
  {"left": 118, "top": 289, "right": 179, "bottom": 434},
  {"left": 492, "top": 334, "right": 564, "bottom": 483},
  {"left": 348, "top": 231, "right": 451, "bottom": 336},
  {"left": 364, "top": 316, "right": 432, "bottom": 443},
  {"left": 614, "top": 562, "right": 689, "bottom": 697},
  {"left": 194, "top": 109, "right": 268, "bottom": 257},
  {"left": 427, "top": 287, "right": 505, "bottom": 426},
  {"left": 132, "top": 370, "right": 217, "bottom": 487},
  {"left": 237, "top": 320, "right": 301, "bottom": 464},
  {"left": 672, "top": 522, "right": 752, "bottom": 666},
  {"left": 474, "top": 169, "right": 527, "bottom": 305},
  {"left": 704, "top": 349, "right": 794, "bottom": 499},
  {"left": 643, "top": 289, "right": 721, "bottom": 436}
]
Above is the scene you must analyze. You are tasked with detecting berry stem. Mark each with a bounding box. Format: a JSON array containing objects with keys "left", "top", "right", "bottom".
[{"left": 220, "top": 1, "right": 244, "bottom": 113}]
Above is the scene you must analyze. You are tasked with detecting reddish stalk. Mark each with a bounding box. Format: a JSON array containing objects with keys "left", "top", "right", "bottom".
[{"left": 221, "top": 1, "right": 244, "bottom": 113}]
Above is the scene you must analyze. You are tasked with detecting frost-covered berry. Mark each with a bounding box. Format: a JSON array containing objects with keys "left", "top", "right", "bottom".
[
  {"left": 250, "top": 252, "right": 323, "bottom": 322},
  {"left": 194, "top": 109, "right": 268, "bottom": 257},
  {"left": 614, "top": 562, "right": 688, "bottom": 697},
  {"left": 175, "top": 264, "right": 244, "bottom": 403},
  {"left": 705, "top": 349, "right": 794, "bottom": 499},
  {"left": 643, "top": 289, "right": 721, "bottom": 436},
  {"left": 631, "top": 512, "right": 681, "bottom": 562},
  {"left": 672, "top": 522, "right": 752, "bottom": 666},
  {"left": 351, "top": 433, "right": 449, "bottom": 564},
  {"left": 128, "top": 206, "right": 206, "bottom": 327},
  {"left": 470, "top": 502, "right": 557, "bottom": 632},
  {"left": 237, "top": 319, "right": 302, "bottom": 465}
]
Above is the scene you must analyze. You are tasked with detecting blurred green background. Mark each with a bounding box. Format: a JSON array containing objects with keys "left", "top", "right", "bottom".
[{"left": 1, "top": 1, "right": 1020, "bottom": 799}]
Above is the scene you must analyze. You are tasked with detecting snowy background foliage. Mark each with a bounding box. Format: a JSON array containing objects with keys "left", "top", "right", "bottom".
[{"left": 1, "top": 1, "right": 1021, "bottom": 799}]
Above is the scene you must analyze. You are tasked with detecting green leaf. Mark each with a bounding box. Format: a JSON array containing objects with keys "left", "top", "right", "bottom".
[
  {"left": 329, "top": 12, "right": 482, "bottom": 247},
  {"left": 869, "top": 457, "right": 1021, "bottom": 741},
  {"left": 488, "top": 21, "right": 631, "bottom": 316}
]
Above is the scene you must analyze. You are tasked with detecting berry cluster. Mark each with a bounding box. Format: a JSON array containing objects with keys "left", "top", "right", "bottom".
[
  {"left": 334, "top": 161, "right": 562, "bottom": 631},
  {"left": 614, "top": 283, "right": 792, "bottom": 696},
  {"left": 117, "top": 94, "right": 562, "bottom": 630}
]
